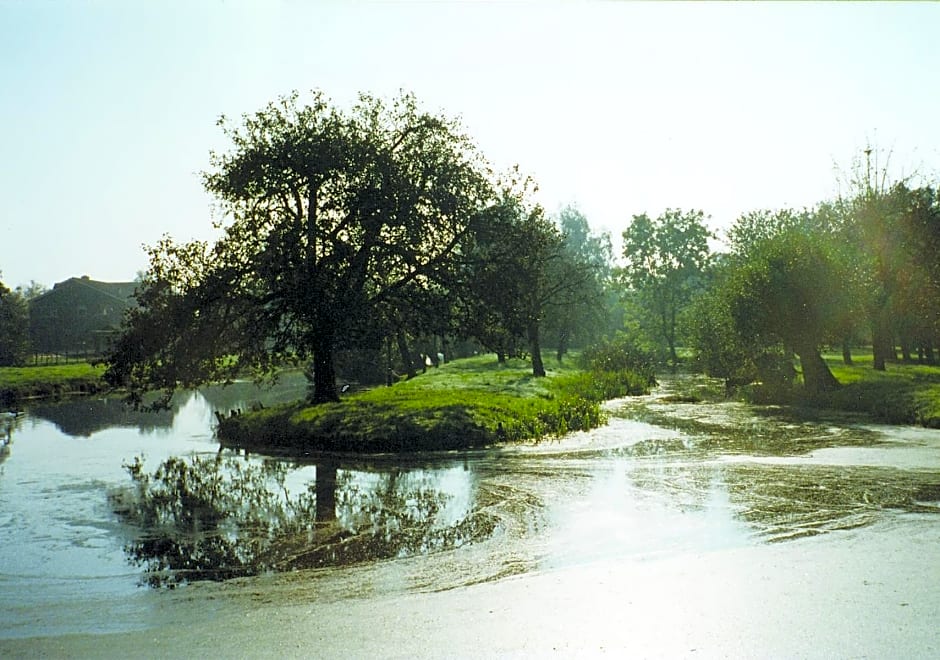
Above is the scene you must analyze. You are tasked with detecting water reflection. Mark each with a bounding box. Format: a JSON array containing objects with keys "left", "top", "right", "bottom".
[
  {"left": 26, "top": 373, "right": 307, "bottom": 440},
  {"left": 0, "top": 411, "right": 22, "bottom": 464},
  {"left": 30, "top": 398, "right": 174, "bottom": 437},
  {"left": 112, "top": 455, "right": 496, "bottom": 588}
]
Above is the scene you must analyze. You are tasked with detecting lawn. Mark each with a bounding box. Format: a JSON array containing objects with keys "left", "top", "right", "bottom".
[{"left": 804, "top": 353, "right": 940, "bottom": 427}]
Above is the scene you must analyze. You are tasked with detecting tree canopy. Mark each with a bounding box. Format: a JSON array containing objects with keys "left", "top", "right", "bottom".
[
  {"left": 546, "top": 206, "right": 616, "bottom": 362},
  {"left": 107, "top": 91, "right": 495, "bottom": 405},
  {"left": 0, "top": 277, "right": 29, "bottom": 367},
  {"left": 618, "top": 209, "right": 712, "bottom": 366}
]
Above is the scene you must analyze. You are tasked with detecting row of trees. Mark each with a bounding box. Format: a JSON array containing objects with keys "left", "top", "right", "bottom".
[
  {"left": 102, "top": 88, "right": 938, "bottom": 404},
  {"left": 618, "top": 151, "right": 940, "bottom": 395},
  {"left": 105, "top": 91, "right": 617, "bottom": 406}
]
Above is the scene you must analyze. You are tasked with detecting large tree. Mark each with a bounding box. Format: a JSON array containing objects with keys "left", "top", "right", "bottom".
[
  {"left": 618, "top": 209, "right": 713, "bottom": 366},
  {"left": 833, "top": 146, "right": 939, "bottom": 370},
  {"left": 726, "top": 205, "right": 865, "bottom": 365},
  {"left": 107, "top": 91, "right": 493, "bottom": 405},
  {"left": 722, "top": 230, "right": 846, "bottom": 394}
]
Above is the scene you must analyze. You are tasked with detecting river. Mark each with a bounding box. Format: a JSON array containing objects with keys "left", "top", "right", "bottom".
[{"left": 1, "top": 374, "right": 939, "bottom": 657}]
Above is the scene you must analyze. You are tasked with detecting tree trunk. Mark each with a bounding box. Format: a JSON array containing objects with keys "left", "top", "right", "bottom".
[
  {"left": 796, "top": 344, "right": 840, "bottom": 394},
  {"left": 668, "top": 305, "right": 678, "bottom": 368},
  {"left": 668, "top": 338, "right": 678, "bottom": 370},
  {"left": 872, "top": 316, "right": 889, "bottom": 371},
  {"left": 841, "top": 337, "right": 854, "bottom": 365},
  {"left": 924, "top": 338, "right": 937, "bottom": 365},
  {"left": 900, "top": 336, "right": 913, "bottom": 363},
  {"left": 556, "top": 330, "right": 569, "bottom": 363},
  {"left": 310, "top": 328, "right": 339, "bottom": 404},
  {"left": 396, "top": 331, "right": 417, "bottom": 379},
  {"left": 528, "top": 320, "right": 546, "bottom": 377}
]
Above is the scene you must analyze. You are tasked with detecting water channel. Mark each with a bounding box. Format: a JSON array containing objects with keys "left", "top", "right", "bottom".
[{"left": 2, "top": 373, "right": 939, "bottom": 649}]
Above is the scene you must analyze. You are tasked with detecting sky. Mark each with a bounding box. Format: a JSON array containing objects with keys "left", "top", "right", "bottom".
[{"left": 2, "top": 1, "right": 939, "bottom": 288}]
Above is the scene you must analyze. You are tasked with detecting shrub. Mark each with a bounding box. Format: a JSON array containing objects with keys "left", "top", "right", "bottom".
[{"left": 578, "top": 333, "right": 657, "bottom": 385}]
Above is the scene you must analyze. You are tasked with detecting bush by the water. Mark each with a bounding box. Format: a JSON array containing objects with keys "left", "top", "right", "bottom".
[
  {"left": 738, "top": 354, "right": 940, "bottom": 428},
  {"left": 578, "top": 333, "right": 657, "bottom": 385}
]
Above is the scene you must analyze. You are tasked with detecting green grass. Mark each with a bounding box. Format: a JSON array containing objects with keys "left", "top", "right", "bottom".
[
  {"left": 752, "top": 352, "right": 940, "bottom": 428},
  {"left": 218, "top": 355, "right": 651, "bottom": 453},
  {"left": 0, "top": 362, "right": 107, "bottom": 404},
  {"left": 820, "top": 356, "right": 940, "bottom": 427}
]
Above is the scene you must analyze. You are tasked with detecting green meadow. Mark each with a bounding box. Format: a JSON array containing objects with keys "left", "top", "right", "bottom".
[
  {"left": 0, "top": 362, "right": 106, "bottom": 404},
  {"left": 749, "top": 353, "right": 940, "bottom": 428}
]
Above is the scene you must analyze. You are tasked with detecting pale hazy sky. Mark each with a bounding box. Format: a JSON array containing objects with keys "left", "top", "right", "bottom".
[{"left": 2, "top": 1, "right": 938, "bottom": 288}]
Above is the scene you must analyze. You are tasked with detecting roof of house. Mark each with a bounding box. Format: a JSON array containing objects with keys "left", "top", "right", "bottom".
[{"left": 34, "top": 276, "right": 138, "bottom": 305}]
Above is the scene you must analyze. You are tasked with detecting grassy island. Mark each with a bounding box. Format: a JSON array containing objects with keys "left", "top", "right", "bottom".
[{"left": 217, "top": 355, "right": 652, "bottom": 454}]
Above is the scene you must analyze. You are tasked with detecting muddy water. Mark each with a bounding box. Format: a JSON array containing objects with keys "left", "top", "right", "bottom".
[{"left": 1, "top": 374, "right": 939, "bottom": 641}]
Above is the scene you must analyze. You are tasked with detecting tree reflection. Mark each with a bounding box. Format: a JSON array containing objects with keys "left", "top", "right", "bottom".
[
  {"left": 30, "top": 397, "right": 174, "bottom": 437},
  {"left": 111, "top": 455, "right": 495, "bottom": 588},
  {"left": 0, "top": 411, "right": 21, "bottom": 463}
]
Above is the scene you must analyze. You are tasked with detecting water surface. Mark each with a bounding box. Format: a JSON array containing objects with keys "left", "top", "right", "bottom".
[{"left": 1, "top": 374, "right": 939, "bottom": 639}]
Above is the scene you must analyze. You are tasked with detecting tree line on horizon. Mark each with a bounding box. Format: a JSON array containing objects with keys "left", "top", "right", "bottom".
[
  {"left": 619, "top": 149, "right": 940, "bottom": 395},
  {"left": 3, "top": 90, "right": 938, "bottom": 405}
]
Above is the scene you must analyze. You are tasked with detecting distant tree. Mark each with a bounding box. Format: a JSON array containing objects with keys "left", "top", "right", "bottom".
[
  {"left": 618, "top": 209, "right": 713, "bottom": 367},
  {"left": 16, "top": 280, "right": 47, "bottom": 300},
  {"left": 106, "top": 91, "right": 494, "bottom": 406},
  {"left": 545, "top": 206, "right": 615, "bottom": 362},
  {"left": 457, "top": 180, "right": 593, "bottom": 377},
  {"left": 835, "top": 145, "right": 929, "bottom": 370},
  {"left": 0, "top": 278, "right": 30, "bottom": 366},
  {"left": 879, "top": 184, "right": 940, "bottom": 364},
  {"left": 453, "top": 186, "right": 530, "bottom": 363}
]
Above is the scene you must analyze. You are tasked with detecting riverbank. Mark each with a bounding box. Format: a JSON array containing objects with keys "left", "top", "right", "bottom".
[
  {"left": 0, "top": 362, "right": 106, "bottom": 405},
  {"left": 218, "top": 355, "right": 651, "bottom": 453},
  {"left": 747, "top": 354, "right": 940, "bottom": 428},
  {"left": 3, "top": 516, "right": 936, "bottom": 658}
]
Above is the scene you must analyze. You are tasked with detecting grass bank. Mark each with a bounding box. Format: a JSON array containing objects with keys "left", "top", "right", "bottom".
[
  {"left": 0, "top": 362, "right": 107, "bottom": 405},
  {"left": 218, "top": 355, "right": 651, "bottom": 453},
  {"left": 750, "top": 353, "right": 940, "bottom": 428}
]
